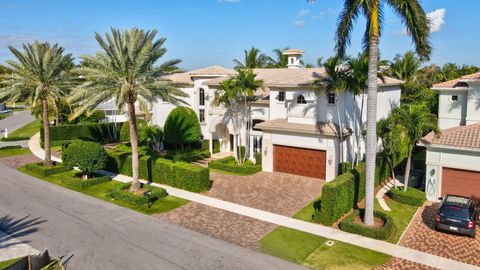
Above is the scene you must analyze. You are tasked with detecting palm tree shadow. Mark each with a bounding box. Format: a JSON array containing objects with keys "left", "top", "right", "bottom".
[{"left": 0, "top": 215, "right": 47, "bottom": 249}]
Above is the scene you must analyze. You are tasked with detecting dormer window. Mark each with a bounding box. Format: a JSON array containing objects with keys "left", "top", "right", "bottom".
[
  {"left": 328, "top": 93, "right": 336, "bottom": 104},
  {"left": 297, "top": 95, "right": 307, "bottom": 104},
  {"left": 278, "top": 91, "right": 285, "bottom": 102},
  {"left": 451, "top": 95, "right": 458, "bottom": 101},
  {"left": 199, "top": 88, "right": 205, "bottom": 106}
]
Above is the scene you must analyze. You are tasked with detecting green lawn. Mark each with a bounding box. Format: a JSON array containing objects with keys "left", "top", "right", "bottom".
[
  {"left": 6, "top": 119, "right": 41, "bottom": 139},
  {"left": 209, "top": 167, "right": 253, "bottom": 176},
  {"left": 375, "top": 197, "right": 419, "bottom": 243},
  {"left": 19, "top": 166, "right": 189, "bottom": 215},
  {"left": 0, "top": 147, "right": 31, "bottom": 158},
  {"left": 260, "top": 193, "right": 391, "bottom": 270},
  {"left": 0, "top": 257, "right": 22, "bottom": 269}
]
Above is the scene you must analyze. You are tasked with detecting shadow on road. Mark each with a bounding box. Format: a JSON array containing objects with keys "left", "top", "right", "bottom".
[{"left": 0, "top": 215, "right": 46, "bottom": 248}]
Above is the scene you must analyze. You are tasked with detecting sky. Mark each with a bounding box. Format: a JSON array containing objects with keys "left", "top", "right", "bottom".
[{"left": 0, "top": 0, "right": 479, "bottom": 70}]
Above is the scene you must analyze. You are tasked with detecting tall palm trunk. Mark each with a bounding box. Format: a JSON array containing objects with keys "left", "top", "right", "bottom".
[
  {"left": 387, "top": 155, "right": 396, "bottom": 189},
  {"left": 41, "top": 99, "right": 52, "bottom": 166},
  {"left": 364, "top": 11, "right": 380, "bottom": 226},
  {"left": 357, "top": 93, "right": 365, "bottom": 162},
  {"left": 127, "top": 101, "right": 141, "bottom": 192},
  {"left": 403, "top": 147, "right": 413, "bottom": 192},
  {"left": 336, "top": 94, "right": 345, "bottom": 173}
]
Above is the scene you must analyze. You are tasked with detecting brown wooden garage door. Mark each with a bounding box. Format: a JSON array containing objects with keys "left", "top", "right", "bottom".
[
  {"left": 273, "top": 145, "right": 326, "bottom": 179},
  {"left": 442, "top": 167, "right": 480, "bottom": 198}
]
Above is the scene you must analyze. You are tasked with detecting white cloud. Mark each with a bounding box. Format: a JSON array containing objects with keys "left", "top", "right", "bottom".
[
  {"left": 427, "top": 8, "right": 446, "bottom": 33},
  {"left": 298, "top": 9, "right": 310, "bottom": 17},
  {"left": 218, "top": 0, "right": 240, "bottom": 2},
  {"left": 294, "top": 20, "right": 305, "bottom": 28},
  {"left": 312, "top": 8, "right": 336, "bottom": 20}
]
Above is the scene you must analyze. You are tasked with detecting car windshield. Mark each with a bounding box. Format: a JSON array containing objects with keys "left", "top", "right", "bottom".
[{"left": 441, "top": 205, "right": 470, "bottom": 219}]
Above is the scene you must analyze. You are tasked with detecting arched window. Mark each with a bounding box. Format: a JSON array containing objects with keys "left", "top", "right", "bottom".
[
  {"left": 199, "top": 88, "right": 205, "bottom": 106},
  {"left": 297, "top": 95, "right": 306, "bottom": 104}
]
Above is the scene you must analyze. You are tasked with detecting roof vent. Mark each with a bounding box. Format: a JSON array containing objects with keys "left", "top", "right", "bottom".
[{"left": 282, "top": 49, "right": 304, "bottom": 69}]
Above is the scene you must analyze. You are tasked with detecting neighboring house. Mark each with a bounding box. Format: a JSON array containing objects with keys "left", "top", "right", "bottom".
[
  {"left": 420, "top": 72, "right": 480, "bottom": 201},
  {"left": 154, "top": 49, "right": 403, "bottom": 181}
]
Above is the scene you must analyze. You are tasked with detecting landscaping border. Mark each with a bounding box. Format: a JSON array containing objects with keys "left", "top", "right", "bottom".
[{"left": 339, "top": 210, "right": 396, "bottom": 240}]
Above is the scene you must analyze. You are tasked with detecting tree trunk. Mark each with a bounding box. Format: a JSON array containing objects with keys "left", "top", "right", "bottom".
[
  {"left": 352, "top": 95, "right": 358, "bottom": 166},
  {"left": 364, "top": 30, "right": 380, "bottom": 225},
  {"left": 336, "top": 93, "right": 345, "bottom": 173},
  {"left": 42, "top": 99, "right": 52, "bottom": 166},
  {"left": 403, "top": 149, "right": 412, "bottom": 192},
  {"left": 387, "top": 155, "right": 396, "bottom": 189},
  {"left": 357, "top": 93, "right": 365, "bottom": 161},
  {"left": 127, "top": 102, "right": 141, "bottom": 192}
]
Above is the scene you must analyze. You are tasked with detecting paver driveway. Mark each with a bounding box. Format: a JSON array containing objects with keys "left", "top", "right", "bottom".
[
  {"left": 379, "top": 202, "right": 480, "bottom": 269},
  {"left": 157, "top": 171, "right": 323, "bottom": 250}
]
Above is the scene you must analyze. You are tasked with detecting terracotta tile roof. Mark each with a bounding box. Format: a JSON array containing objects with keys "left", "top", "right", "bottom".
[
  {"left": 420, "top": 123, "right": 480, "bottom": 151},
  {"left": 205, "top": 68, "right": 403, "bottom": 88},
  {"left": 255, "top": 118, "right": 352, "bottom": 137},
  {"left": 432, "top": 72, "right": 480, "bottom": 89}
]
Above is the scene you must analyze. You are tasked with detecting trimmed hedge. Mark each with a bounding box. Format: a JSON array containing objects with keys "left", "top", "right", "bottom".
[
  {"left": 208, "top": 156, "right": 262, "bottom": 175},
  {"left": 163, "top": 107, "right": 201, "bottom": 146},
  {"left": 25, "top": 162, "right": 71, "bottom": 176},
  {"left": 164, "top": 148, "right": 211, "bottom": 163},
  {"left": 41, "top": 122, "right": 122, "bottom": 145},
  {"left": 61, "top": 173, "right": 111, "bottom": 189},
  {"left": 389, "top": 187, "right": 426, "bottom": 206},
  {"left": 106, "top": 183, "right": 168, "bottom": 207},
  {"left": 106, "top": 150, "right": 211, "bottom": 192},
  {"left": 63, "top": 141, "right": 108, "bottom": 175},
  {"left": 1, "top": 136, "right": 30, "bottom": 141},
  {"left": 339, "top": 210, "right": 396, "bottom": 240},
  {"left": 119, "top": 119, "right": 148, "bottom": 142},
  {"left": 316, "top": 152, "right": 406, "bottom": 226}
]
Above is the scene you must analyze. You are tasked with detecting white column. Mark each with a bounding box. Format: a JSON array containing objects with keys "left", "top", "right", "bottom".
[
  {"left": 249, "top": 135, "right": 254, "bottom": 160},
  {"left": 209, "top": 134, "right": 213, "bottom": 154}
]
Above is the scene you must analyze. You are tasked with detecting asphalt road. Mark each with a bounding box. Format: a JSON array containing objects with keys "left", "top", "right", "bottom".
[
  {"left": 0, "top": 163, "right": 305, "bottom": 270},
  {"left": 0, "top": 110, "right": 35, "bottom": 134}
]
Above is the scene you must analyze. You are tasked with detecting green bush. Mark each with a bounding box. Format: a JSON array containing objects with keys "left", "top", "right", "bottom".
[
  {"left": 339, "top": 210, "right": 396, "bottom": 240},
  {"left": 1, "top": 136, "right": 30, "bottom": 141},
  {"left": 163, "top": 107, "right": 201, "bottom": 147},
  {"left": 120, "top": 119, "right": 148, "bottom": 142},
  {"left": 208, "top": 156, "right": 262, "bottom": 175},
  {"left": 25, "top": 162, "right": 72, "bottom": 176},
  {"left": 164, "top": 148, "right": 211, "bottom": 162},
  {"left": 63, "top": 141, "right": 108, "bottom": 176},
  {"left": 106, "top": 151, "right": 211, "bottom": 192},
  {"left": 317, "top": 151, "right": 406, "bottom": 226},
  {"left": 201, "top": 139, "right": 220, "bottom": 154},
  {"left": 389, "top": 187, "right": 426, "bottom": 206},
  {"left": 41, "top": 122, "right": 122, "bottom": 144},
  {"left": 61, "top": 173, "right": 111, "bottom": 189},
  {"left": 255, "top": 152, "right": 262, "bottom": 165},
  {"left": 106, "top": 182, "right": 168, "bottom": 207}
]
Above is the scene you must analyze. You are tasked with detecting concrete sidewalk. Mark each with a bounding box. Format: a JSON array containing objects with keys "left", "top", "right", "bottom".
[
  {"left": 28, "top": 133, "right": 480, "bottom": 270},
  {"left": 0, "top": 230, "right": 39, "bottom": 262}
]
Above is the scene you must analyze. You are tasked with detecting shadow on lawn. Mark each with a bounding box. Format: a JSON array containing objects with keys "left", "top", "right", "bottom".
[{"left": 0, "top": 215, "right": 46, "bottom": 248}]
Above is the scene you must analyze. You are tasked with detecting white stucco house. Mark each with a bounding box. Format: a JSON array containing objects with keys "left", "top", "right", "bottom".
[
  {"left": 153, "top": 49, "right": 403, "bottom": 181},
  {"left": 420, "top": 72, "right": 480, "bottom": 201}
]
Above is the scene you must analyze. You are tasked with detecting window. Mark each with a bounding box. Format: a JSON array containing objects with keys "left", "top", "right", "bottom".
[
  {"left": 278, "top": 91, "right": 285, "bottom": 102},
  {"left": 199, "top": 109, "right": 205, "bottom": 123},
  {"left": 297, "top": 95, "right": 306, "bottom": 104},
  {"left": 451, "top": 95, "right": 458, "bottom": 101},
  {"left": 328, "top": 92, "right": 336, "bottom": 104},
  {"left": 199, "top": 88, "right": 205, "bottom": 106}
]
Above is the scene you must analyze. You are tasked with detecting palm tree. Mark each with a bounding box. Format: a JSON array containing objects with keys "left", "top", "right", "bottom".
[
  {"left": 268, "top": 48, "right": 290, "bottom": 68},
  {"left": 388, "top": 51, "right": 423, "bottom": 82},
  {"left": 315, "top": 56, "right": 348, "bottom": 173},
  {"left": 0, "top": 42, "right": 74, "bottom": 166},
  {"left": 335, "top": 0, "right": 432, "bottom": 225},
  {"left": 392, "top": 104, "right": 439, "bottom": 191},
  {"left": 233, "top": 47, "right": 270, "bottom": 69},
  {"left": 69, "top": 28, "right": 187, "bottom": 192},
  {"left": 377, "top": 117, "right": 405, "bottom": 188}
]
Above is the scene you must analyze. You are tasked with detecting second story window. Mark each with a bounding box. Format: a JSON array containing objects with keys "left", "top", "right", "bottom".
[
  {"left": 451, "top": 95, "right": 458, "bottom": 101},
  {"left": 297, "top": 95, "right": 306, "bottom": 104},
  {"left": 328, "top": 92, "right": 336, "bottom": 104},
  {"left": 199, "top": 88, "right": 205, "bottom": 106},
  {"left": 278, "top": 91, "right": 285, "bottom": 102},
  {"left": 199, "top": 109, "right": 205, "bottom": 123}
]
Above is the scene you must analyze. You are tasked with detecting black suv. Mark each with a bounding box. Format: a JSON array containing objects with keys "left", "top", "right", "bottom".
[{"left": 434, "top": 194, "right": 479, "bottom": 238}]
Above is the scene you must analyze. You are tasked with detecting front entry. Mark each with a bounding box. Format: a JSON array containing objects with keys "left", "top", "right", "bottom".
[{"left": 273, "top": 145, "right": 326, "bottom": 179}]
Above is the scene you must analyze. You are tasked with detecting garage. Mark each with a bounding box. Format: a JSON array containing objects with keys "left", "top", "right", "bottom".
[
  {"left": 273, "top": 145, "right": 326, "bottom": 179},
  {"left": 442, "top": 167, "right": 480, "bottom": 198}
]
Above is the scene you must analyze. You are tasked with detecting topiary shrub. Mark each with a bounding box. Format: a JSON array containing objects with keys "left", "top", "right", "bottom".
[
  {"left": 61, "top": 173, "right": 111, "bottom": 189},
  {"left": 389, "top": 187, "right": 426, "bottom": 206},
  {"left": 163, "top": 107, "right": 201, "bottom": 148},
  {"left": 25, "top": 162, "right": 71, "bottom": 176},
  {"left": 120, "top": 119, "right": 148, "bottom": 142},
  {"left": 339, "top": 210, "right": 396, "bottom": 240},
  {"left": 107, "top": 182, "right": 168, "bottom": 207},
  {"left": 63, "top": 141, "right": 108, "bottom": 178},
  {"left": 208, "top": 156, "right": 262, "bottom": 175}
]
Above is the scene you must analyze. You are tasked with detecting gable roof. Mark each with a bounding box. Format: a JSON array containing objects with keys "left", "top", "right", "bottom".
[
  {"left": 420, "top": 123, "right": 480, "bottom": 151},
  {"left": 255, "top": 118, "right": 352, "bottom": 137},
  {"left": 432, "top": 72, "right": 480, "bottom": 89}
]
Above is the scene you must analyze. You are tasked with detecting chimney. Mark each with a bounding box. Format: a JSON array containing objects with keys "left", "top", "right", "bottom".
[{"left": 282, "top": 49, "right": 304, "bottom": 69}]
